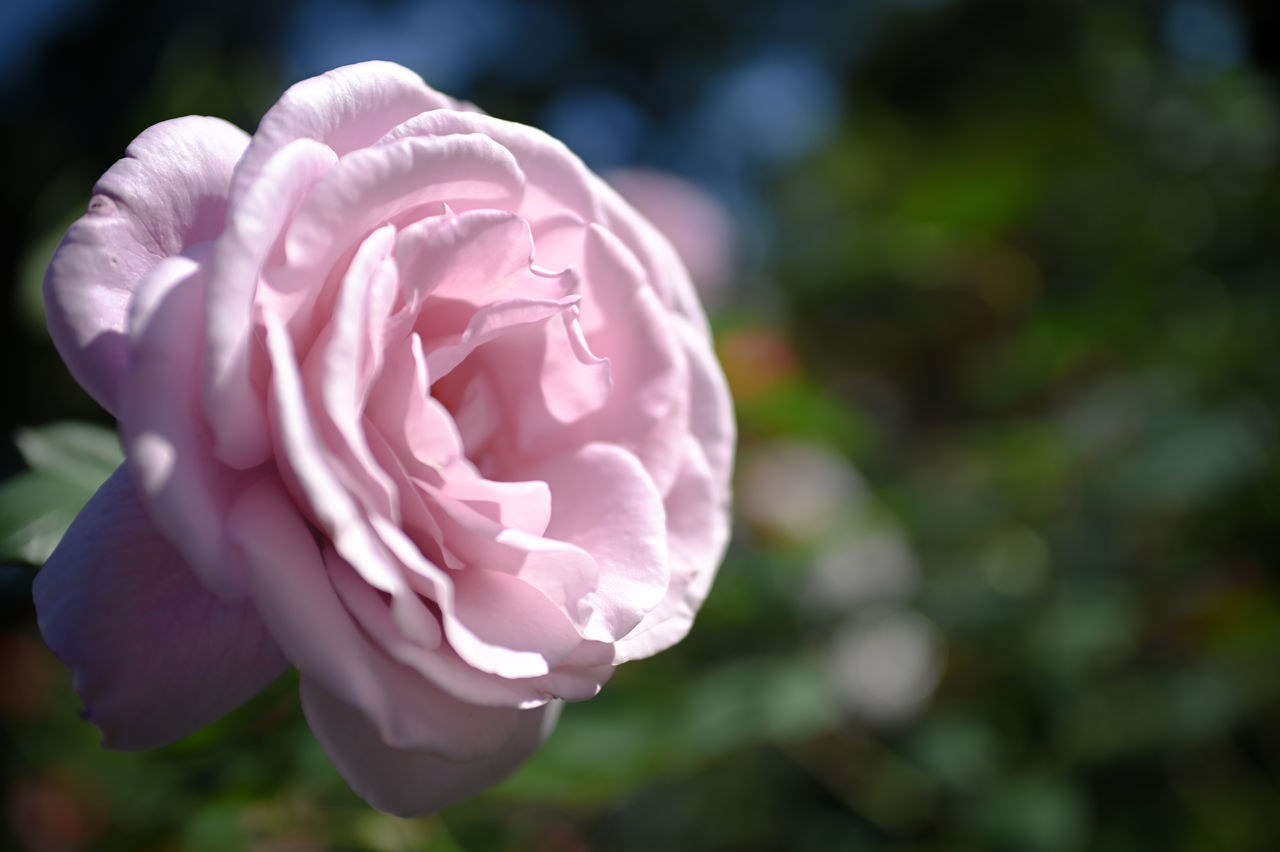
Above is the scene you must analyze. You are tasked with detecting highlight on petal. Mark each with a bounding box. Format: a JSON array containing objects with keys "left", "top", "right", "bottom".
[
  {"left": 230, "top": 61, "right": 457, "bottom": 204},
  {"left": 44, "top": 116, "right": 248, "bottom": 413},
  {"left": 283, "top": 133, "right": 526, "bottom": 279},
  {"left": 378, "top": 108, "right": 603, "bottom": 222},
  {"left": 204, "top": 137, "right": 339, "bottom": 470},
  {"left": 33, "top": 465, "right": 289, "bottom": 750},
  {"left": 301, "top": 224, "right": 401, "bottom": 521},
  {"left": 119, "top": 249, "right": 254, "bottom": 598},
  {"left": 302, "top": 680, "right": 560, "bottom": 818},
  {"left": 515, "top": 442, "right": 670, "bottom": 643}
]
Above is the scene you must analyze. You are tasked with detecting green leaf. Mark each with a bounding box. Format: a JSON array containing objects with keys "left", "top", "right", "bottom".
[
  {"left": 15, "top": 421, "right": 123, "bottom": 484},
  {"left": 0, "top": 421, "right": 121, "bottom": 563}
]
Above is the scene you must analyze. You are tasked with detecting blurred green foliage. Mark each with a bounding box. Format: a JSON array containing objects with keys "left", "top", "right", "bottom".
[{"left": 3, "top": 0, "right": 1280, "bottom": 850}]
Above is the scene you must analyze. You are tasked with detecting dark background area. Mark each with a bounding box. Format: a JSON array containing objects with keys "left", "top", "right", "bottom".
[{"left": 2, "top": 0, "right": 1279, "bottom": 849}]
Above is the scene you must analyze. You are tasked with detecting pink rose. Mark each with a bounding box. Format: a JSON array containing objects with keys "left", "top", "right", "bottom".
[{"left": 34, "top": 62, "right": 734, "bottom": 816}]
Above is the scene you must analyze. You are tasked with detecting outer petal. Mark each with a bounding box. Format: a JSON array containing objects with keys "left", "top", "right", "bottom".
[
  {"left": 591, "top": 166, "right": 710, "bottom": 330},
  {"left": 614, "top": 440, "right": 730, "bottom": 661},
  {"left": 302, "top": 681, "right": 560, "bottom": 818},
  {"left": 615, "top": 321, "right": 735, "bottom": 660},
  {"left": 44, "top": 116, "right": 248, "bottom": 413},
  {"left": 33, "top": 464, "right": 289, "bottom": 750},
  {"left": 120, "top": 249, "right": 254, "bottom": 598},
  {"left": 379, "top": 109, "right": 602, "bottom": 222},
  {"left": 229, "top": 61, "right": 456, "bottom": 205},
  {"left": 676, "top": 315, "right": 737, "bottom": 496}
]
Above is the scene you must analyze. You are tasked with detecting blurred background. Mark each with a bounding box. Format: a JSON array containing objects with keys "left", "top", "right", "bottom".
[{"left": 2, "top": 0, "right": 1280, "bottom": 849}]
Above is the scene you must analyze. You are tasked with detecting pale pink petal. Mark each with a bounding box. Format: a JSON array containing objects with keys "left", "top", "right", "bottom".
[
  {"left": 594, "top": 170, "right": 710, "bottom": 328},
  {"left": 378, "top": 110, "right": 602, "bottom": 222},
  {"left": 230, "top": 61, "right": 456, "bottom": 204},
  {"left": 449, "top": 566, "right": 586, "bottom": 674},
  {"left": 392, "top": 209, "right": 571, "bottom": 309},
  {"left": 263, "top": 312, "right": 403, "bottom": 594},
  {"left": 424, "top": 295, "right": 583, "bottom": 381},
  {"left": 302, "top": 680, "right": 558, "bottom": 818},
  {"left": 416, "top": 483, "right": 599, "bottom": 632},
  {"left": 283, "top": 134, "right": 526, "bottom": 286},
  {"left": 228, "top": 476, "right": 518, "bottom": 755},
  {"left": 273, "top": 134, "right": 527, "bottom": 351},
  {"left": 327, "top": 536, "right": 611, "bottom": 706},
  {"left": 614, "top": 439, "right": 730, "bottom": 661},
  {"left": 204, "top": 138, "right": 338, "bottom": 469},
  {"left": 34, "top": 465, "right": 288, "bottom": 750},
  {"left": 369, "top": 512, "right": 580, "bottom": 680},
  {"left": 544, "top": 638, "right": 617, "bottom": 700},
  {"left": 580, "top": 227, "right": 688, "bottom": 495},
  {"left": 675, "top": 314, "right": 737, "bottom": 497},
  {"left": 432, "top": 308, "right": 611, "bottom": 471},
  {"left": 438, "top": 476, "right": 551, "bottom": 538},
  {"left": 44, "top": 116, "right": 248, "bottom": 413},
  {"left": 443, "top": 367, "right": 502, "bottom": 464},
  {"left": 119, "top": 250, "right": 253, "bottom": 598},
  {"left": 577, "top": 224, "right": 683, "bottom": 418},
  {"left": 263, "top": 312, "right": 442, "bottom": 651},
  {"left": 541, "top": 309, "right": 615, "bottom": 427},
  {"left": 528, "top": 220, "right": 685, "bottom": 491},
  {"left": 301, "top": 224, "right": 400, "bottom": 520},
  {"left": 362, "top": 420, "right": 465, "bottom": 575},
  {"left": 365, "top": 333, "right": 466, "bottom": 475},
  {"left": 513, "top": 443, "right": 669, "bottom": 643},
  {"left": 613, "top": 322, "right": 734, "bottom": 659},
  {"left": 326, "top": 554, "right": 547, "bottom": 708}
]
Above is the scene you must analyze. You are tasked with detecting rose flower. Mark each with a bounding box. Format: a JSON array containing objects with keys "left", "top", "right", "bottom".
[{"left": 33, "top": 61, "right": 734, "bottom": 817}]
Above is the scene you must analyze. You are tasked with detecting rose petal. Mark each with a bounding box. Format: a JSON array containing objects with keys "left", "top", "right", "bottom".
[
  {"left": 424, "top": 294, "right": 583, "bottom": 382},
  {"left": 595, "top": 169, "right": 708, "bottom": 327},
  {"left": 449, "top": 566, "right": 586, "bottom": 674},
  {"left": 263, "top": 312, "right": 402, "bottom": 594},
  {"left": 230, "top": 61, "right": 456, "bottom": 205},
  {"left": 326, "top": 554, "right": 547, "bottom": 708},
  {"left": 614, "top": 439, "right": 729, "bottom": 661},
  {"left": 366, "top": 333, "right": 466, "bottom": 475},
  {"left": 439, "top": 475, "right": 551, "bottom": 538},
  {"left": 525, "top": 219, "right": 686, "bottom": 491},
  {"left": 228, "top": 476, "right": 518, "bottom": 755},
  {"left": 379, "top": 109, "right": 603, "bottom": 223},
  {"left": 282, "top": 134, "right": 526, "bottom": 292},
  {"left": 675, "top": 312, "right": 737, "bottom": 499},
  {"left": 264, "top": 312, "right": 443, "bottom": 654},
  {"left": 34, "top": 464, "right": 288, "bottom": 750},
  {"left": 514, "top": 443, "right": 669, "bottom": 643},
  {"left": 415, "top": 483, "right": 599, "bottom": 631},
  {"left": 393, "top": 209, "right": 573, "bottom": 311},
  {"left": 119, "top": 249, "right": 252, "bottom": 598},
  {"left": 369, "top": 513, "right": 580, "bottom": 680},
  {"left": 204, "top": 137, "right": 338, "bottom": 469},
  {"left": 44, "top": 116, "right": 248, "bottom": 413},
  {"left": 302, "top": 224, "right": 401, "bottom": 521},
  {"left": 302, "top": 680, "right": 559, "bottom": 818},
  {"left": 433, "top": 307, "right": 611, "bottom": 470}
]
